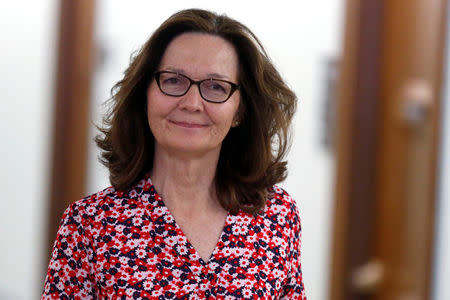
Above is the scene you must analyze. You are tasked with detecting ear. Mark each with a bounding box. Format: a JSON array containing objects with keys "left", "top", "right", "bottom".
[
  {"left": 231, "top": 110, "right": 242, "bottom": 127},
  {"left": 232, "top": 98, "right": 245, "bottom": 127}
]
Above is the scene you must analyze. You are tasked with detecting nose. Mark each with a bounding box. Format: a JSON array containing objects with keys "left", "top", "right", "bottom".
[{"left": 178, "top": 83, "right": 204, "bottom": 112}]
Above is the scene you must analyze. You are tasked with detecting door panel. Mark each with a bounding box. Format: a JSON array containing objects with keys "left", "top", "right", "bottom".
[
  {"left": 374, "top": 1, "right": 447, "bottom": 299},
  {"left": 330, "top": 0, "right": 448, "bottom": 299}
]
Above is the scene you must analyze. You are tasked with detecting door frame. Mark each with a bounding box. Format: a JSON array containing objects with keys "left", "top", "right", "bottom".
[
  {"left": 329, "top": 0, "right": 448, "bottom": 299},
  {"left": 46, "top": 0, "right": 95, "bottom": 259}
]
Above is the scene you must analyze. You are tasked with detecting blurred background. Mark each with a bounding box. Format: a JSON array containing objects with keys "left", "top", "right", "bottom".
[{"left": 0, "top": 0, "right": 448, "bottom": 299}]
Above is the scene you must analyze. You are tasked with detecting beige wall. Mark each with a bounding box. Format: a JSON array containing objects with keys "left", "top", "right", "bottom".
[
  {"left": 432, "top": 5, "right": 450, "bottom": 300},
  {"left": 0, "top": 1, "right": 57, "bottom": 299}
]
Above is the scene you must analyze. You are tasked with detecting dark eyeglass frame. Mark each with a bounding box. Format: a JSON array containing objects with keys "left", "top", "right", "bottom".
[{"left": 154, "top": 71, "right": 240, "bottom": 103}]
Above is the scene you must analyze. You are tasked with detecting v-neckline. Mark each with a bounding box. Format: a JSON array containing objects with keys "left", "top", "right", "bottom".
[{"left": 149, "top": 178, "right": 231, "bottom": 266}]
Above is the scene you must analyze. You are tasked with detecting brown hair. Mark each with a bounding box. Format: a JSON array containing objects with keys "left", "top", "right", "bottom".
[{"left": 96, "top": 8, "right": 297, "bottom": 214}]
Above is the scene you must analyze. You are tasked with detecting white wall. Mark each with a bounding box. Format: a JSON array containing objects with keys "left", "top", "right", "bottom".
[
  {"left": 87, "top": 1, "right": 344, "bottom": 299},
  {"left": 432, "top": 5, "right": 450, "bottom": 300},
  {"left": 0, "top": 1, "right": 57, "bottom": 299}
]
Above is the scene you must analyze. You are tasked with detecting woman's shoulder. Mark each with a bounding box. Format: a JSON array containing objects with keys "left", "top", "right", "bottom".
[
  {"left": 60, "top": 186, "right": 119, "bottom": 226},
  {"left": 68, "top": 174, "right": 154, "bottom": 214},
  {"left": 264, "top": 185, "right": 301, "bottom": 224},
  {"left": 67, "top": 187, "right": 141, "bottom": 224},
  {"left": 267, "top": 185, "right": 298, "bottom": 209},
  {"left": 69, "top": 185, "right": 118, "bottom": 212}
]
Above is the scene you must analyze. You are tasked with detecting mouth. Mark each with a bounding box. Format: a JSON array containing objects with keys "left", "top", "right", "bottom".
[{"left": 169, "top": 120, "right": 208, "bottom": 128}]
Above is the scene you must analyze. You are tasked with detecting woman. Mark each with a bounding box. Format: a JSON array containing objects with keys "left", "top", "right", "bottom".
[{"left": 42, "top": 8, "right": 306, "bottom": 299}]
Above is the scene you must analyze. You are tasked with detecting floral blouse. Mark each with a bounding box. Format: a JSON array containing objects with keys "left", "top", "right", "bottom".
[{"left": 42, "top": 174, "right": 306, "bottom": 299}]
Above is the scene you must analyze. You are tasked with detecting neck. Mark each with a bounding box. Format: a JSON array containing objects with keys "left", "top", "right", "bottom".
[{"left": 150, "top": 145, "right": 222, "bottom": 215}]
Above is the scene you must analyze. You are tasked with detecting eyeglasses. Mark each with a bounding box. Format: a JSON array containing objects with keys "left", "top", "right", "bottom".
[{"left": 154, "top": 71, "right": 240, "bottom": 103}]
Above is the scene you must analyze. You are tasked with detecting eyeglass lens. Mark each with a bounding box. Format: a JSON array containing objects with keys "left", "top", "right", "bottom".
[{"left": 158, "top": 72, "right": 233, "bottom": 102}]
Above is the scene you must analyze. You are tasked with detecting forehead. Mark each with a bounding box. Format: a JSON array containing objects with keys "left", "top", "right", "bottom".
[{"left": 159, "top": 33, "right": 239, "bottom": 80}]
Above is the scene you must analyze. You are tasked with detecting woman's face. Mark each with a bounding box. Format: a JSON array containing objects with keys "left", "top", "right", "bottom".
[{"left": 146, "top": 33, "right": 240, "bottom": 158}]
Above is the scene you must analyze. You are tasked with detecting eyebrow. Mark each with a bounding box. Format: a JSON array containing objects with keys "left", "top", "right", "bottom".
[{"left": 163, "top": 67, "right": 230, "bottom": 80}]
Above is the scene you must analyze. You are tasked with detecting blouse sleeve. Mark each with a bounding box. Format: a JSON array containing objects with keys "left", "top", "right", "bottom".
[
  {"left": 280, "top": 200, "right": 307, "bottom": 299},
  {"left": 41, "top": 202, "right": 96, "bottom": 299}
]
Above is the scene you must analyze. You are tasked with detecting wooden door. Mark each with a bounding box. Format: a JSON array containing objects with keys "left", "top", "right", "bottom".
[
  {"left": 329, "top": 0, "right": 448, "bottom": 299},
  {"left": 46, "top": 0, "right": 95, "bottom": 258}
]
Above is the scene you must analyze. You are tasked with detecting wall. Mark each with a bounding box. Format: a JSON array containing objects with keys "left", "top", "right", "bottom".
[
  {"left": 87, "top": 1, "right": 344, "bottom": 299},
  {"left": 432, "top": 5, "right": 450, "bottom": 300},
  {"left": 0, "top": 1, "right": 57, "bottom": 299}
]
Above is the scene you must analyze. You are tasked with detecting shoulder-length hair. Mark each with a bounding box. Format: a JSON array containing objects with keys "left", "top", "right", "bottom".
[{"left": 96, "top": 8, "right": 297, "bottom": 214}]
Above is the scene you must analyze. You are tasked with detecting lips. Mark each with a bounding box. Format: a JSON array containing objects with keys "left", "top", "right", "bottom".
[{"left": 169, "top": 120, "right": 208, "bottom": 128}]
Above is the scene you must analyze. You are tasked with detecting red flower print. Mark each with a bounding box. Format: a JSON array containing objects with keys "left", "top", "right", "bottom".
[{"left": 41, "top": 176, "right": 306, "bottom": 299}]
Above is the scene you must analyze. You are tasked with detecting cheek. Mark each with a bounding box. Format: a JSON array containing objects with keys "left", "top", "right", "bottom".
[
  {"left": 223, "top": 99, "right": 241, "bottom": 125},
  {"left": 146, "top": 84, "right": 158, "bottom": 111},
  {"left": 146, "top": 85, "right": 171, "bottom": 119},
  {"left": 208, "top": 105, "right": 239, "bottom": 136},
  {"left": 208, "top": 108, "right": 233, "bottom": 127},
  {"left": 146, "top": 89, "right": 166, "bottom": 136}
]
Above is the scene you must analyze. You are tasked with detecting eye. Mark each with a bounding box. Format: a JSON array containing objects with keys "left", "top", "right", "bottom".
[
  {"left": 162, "top": 75, "right": 183, "bottom": 85},
  {"left": 157, "top": 72, "right": 190, "bottom": 96},
  {"left": 211, "top": 83, "right": 226, "bottom": 92},
  {"left": 203, "top": 80, "right": 229, "bottom": 94}
]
